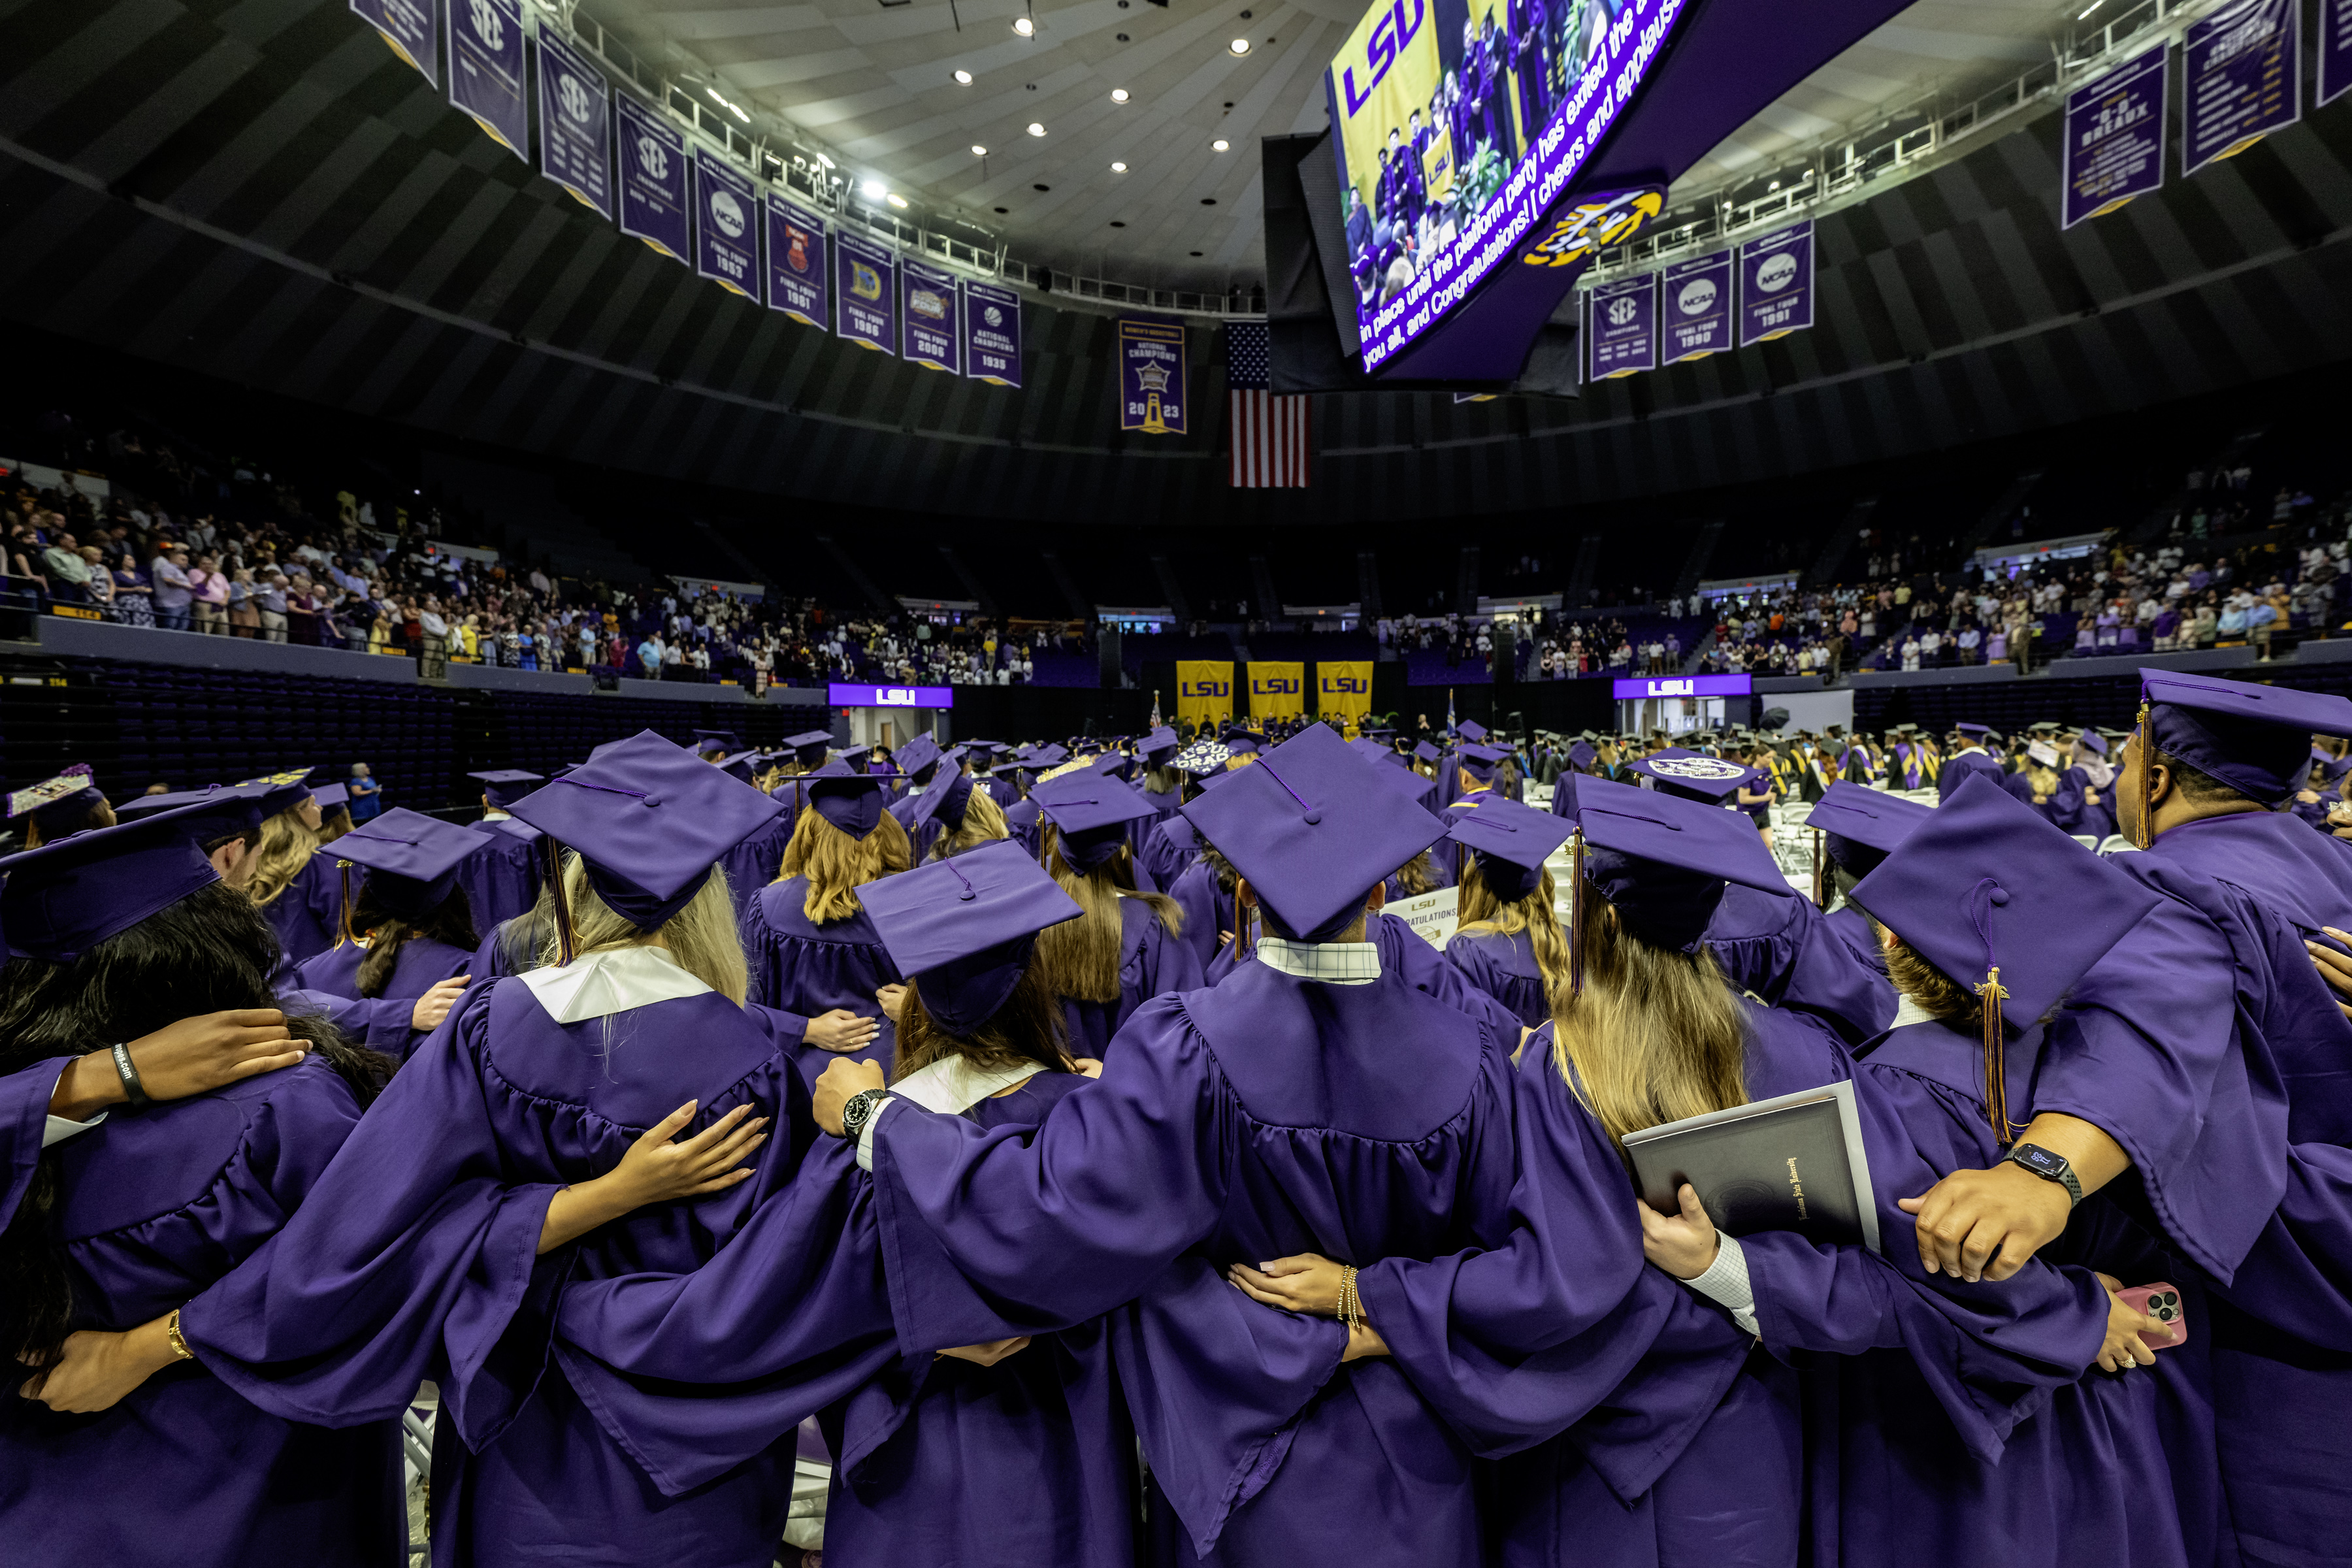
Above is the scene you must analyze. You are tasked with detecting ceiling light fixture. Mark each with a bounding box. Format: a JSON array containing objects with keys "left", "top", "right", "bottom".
[
  {"left": 954, "top": 68, "right": 973, "bottom": 83},
  {"left": 1212, "top": 138, "right": 1230, "bottom": 150},
  {"left": 972, "top": 143, "right": 988, "bottom": 155},
  {"left": 887, "top": 193, "right": 909, "bottom": 208},
  {"left": 1229, "top": 37, "right": 1250, "bottom": 54},
  {"left": 1013, "top": 14, "right": 1035, "bottom": 35},
  {"left": 2078, "top": 0, "right": 2102, "bottom": 14},
  {"left": 817, "top": 154, "right": 836, "bottom": 169},
  {"left": 1111, "top": 88, "right": 1130, "bottom": 103},
  {"left": 863, "top": 180, "right": 887, "bottom": 199},
  {"left": 1027, "top": 122, "right": 1047, "bottom": 136},
  {"left": 1111, "top": 161, "right": 1128, "bottom": 171}
]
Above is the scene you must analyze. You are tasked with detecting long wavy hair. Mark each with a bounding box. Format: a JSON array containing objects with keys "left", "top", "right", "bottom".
[
  {"left": 337, "top": 878, "right": 482, "bottom": 998},
  {"left": 539, "top": 850, "right": 749, "bottom": 1005},
  {"left": 1031, "top": 825, "right": 1184, "bottom": 1004},
  {"left": 1454, "top": 856, "right": 1572, "bottom": 1011},
  {"left": 776, "top": 806, "right": 911, "bottom": 924},
  {"left": 314, "top": 805, "right": 355, "bottom": 846},
  {"left": 1549, "top": 887, "right": 1750, "bottom": 1149},
  {"left": 894, "top": 962, "right": 1073, "bottom": 1081},
  {"left": 0, "top": 883, "right": 392, "bottom": 1384},
  {"left": 927, "top": 787, "right": 1009, "bottom": 861},
  {"left": 246, "top": 808, "right": 320, "bottom": 907},
  {"left": 1389, "top": 849, "right": 1443, "bottom": 896}
]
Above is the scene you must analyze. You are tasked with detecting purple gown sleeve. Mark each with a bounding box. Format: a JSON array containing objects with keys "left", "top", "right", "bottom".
[
  {"left": 180, "top": 983, "right": 564, "bottom": 1447},
  {"left": 1139, "top": 904, "right": 1205, "bottom": 1000},
  {"left": 278, "top": 986, "right": 415, "bottom": 1054},
  {"left": 2210, "top": 1139, "right": 2352, "bottom": 1351},
  {"left": 1706, "top": 893, "right": 1894, "bottom": 1046},
  {"left": 2, "top": 1058, "right": 70, "bottom": 1230}
]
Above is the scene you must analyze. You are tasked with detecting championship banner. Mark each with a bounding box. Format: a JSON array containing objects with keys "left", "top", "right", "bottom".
[
  {"left": 617, "top": 95, "right": 689, "bottom": 262},
  {"left": 962, "top": 280, "right": 1022, "bottom": 387},
  {"left": 1247, "top": 662, "right": 1306, "bottom": 721},
  {"left": 1586, "top": 273, "right": 1657, "bottom": 380},
  {"left": 1738, "top": 220, "right": 1814, "bottom": 346},
  {"left": 446, "top": 0, "right": 525, "bottom": 159},
  {"left": 2183, "top": 0, "right": 2298, "bottom": 176},
  {"left": 2063, "top": 42, "right": 2168, "bottom": 227},
  {"left": 834, "top": 231, "right": 897, "bottom": 354},
  {"left": 1117, "top": 318, "right": 1188, "bottom": 434},
  {"left": 1316, "top": 661, "right": 1374, "bottom": 726},
  {"left": 900, "top": 259, "right": 961, "bottom": 374},
  {"left": 536, "top": 29, "right": 610, "bottom": 218},
  {"left": 2326, "top": 0, "right": 2352, "bottom": 108},
  {"left": 1660, "top": 250, "right": 1733, "bottom": 363},
  {"left": 764, "top": 196, "right": 828, "bottom": 327},
  {"left": 693, "top": 154, "right": 759, "bottom": 298},
  {"left": 1176, "top": 661, "right": 1233, "bottom": 732},
  {"left": 353, "top": 0, "right": 438, "bottom": 86}
]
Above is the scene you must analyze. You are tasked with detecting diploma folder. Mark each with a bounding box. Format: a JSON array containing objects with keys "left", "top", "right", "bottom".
[{"left": 1622, "top": 1081, "right": 1882, "bottom": 1256}]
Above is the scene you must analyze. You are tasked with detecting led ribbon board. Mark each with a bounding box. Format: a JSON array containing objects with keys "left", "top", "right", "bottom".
[
  {"left": 1612, "top": 673, "right": 1754, "bottom": 700},
  {"left": 828, "top": 683, "right": 955, "bottom": 709}
]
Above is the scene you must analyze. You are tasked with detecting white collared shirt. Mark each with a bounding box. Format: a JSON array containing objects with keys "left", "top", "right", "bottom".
[{"left": 1254, "top": 936, "right": 1382, "bottom": 985}]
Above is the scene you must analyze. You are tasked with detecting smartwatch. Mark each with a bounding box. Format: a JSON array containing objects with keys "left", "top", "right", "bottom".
[
  {"left": 838, "top": 1088, "right": 890, "bottom": 1143},
  {"left": 2002, "top": 1142, "right": 2082, "bottom": 1207}
]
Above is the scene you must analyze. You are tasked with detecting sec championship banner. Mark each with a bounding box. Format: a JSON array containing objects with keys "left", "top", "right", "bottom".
[
  {"left": 617, "top": 95, "right": 689, "bottom": 262},
  {"left": 2063, "top": 42, "right": 2168, "bottom": 227},
  {"left": 1587, "top": 273, "right": 1657, "bottom": 380},
  {"left": 447, "top": 0, "right": 525, "bottom": 159},
  {"left": 1660, "top": 250, "right": 1733, "bottom": 363},
  {"left": 1117, "top": 318, "right": 1188, "bottom": 434},
  {"left": 2183, "top": 0, "right": 2298, "bottom": 175},
  {"left": 1739, "top": 221, "right": 1814, "bottom": 346},
  {"left": 2327, "top": 0, "right": 2352, "bottom": 107},
  {"left": 900, "top": 259, "right": 960, "bottom": 374},
  {"left": 963, "top": 280, "right": 1022, "bottom": 387},
  {"left": 694, "top": 154, "right": 759, "bottom": 298},
  {"left": 353, "top": 0, "right": 438, "bottom": 86},
  {"left": 536, "top": 29, "right": 610, "bottom": 218},
  {"left": 764, "top": 196, "right": 828, "bottom": 327},
  {"left": 835, "top": 230, "right": 897, "bottom": 355},
  {"left": 1248, "top": 662, "right": 1306, "bottom": 722},
  {"left": 1317, "top": 661, "right": 1374, "bottom": 726},
  {"left": 1177, "top": 661, "right": 1233, "bottom": 732}
]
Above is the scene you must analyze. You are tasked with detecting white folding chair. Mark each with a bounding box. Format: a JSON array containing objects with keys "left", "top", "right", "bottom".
[
  {"left": 2070, "top": 835, "right": 2100, "bottom": 849},
  {"left": 2095, "top": 834, "right": 2138, "bottom": 855}
]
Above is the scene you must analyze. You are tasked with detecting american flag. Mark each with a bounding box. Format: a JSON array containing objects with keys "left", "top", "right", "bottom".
[{"left": 1226, "top": 321, "right": 1311, "bottom": 488}]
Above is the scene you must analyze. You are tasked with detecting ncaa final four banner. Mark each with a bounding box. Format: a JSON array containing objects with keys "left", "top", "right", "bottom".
[
  {"left": 2062, "top": 42, "right": 2168, "bottom": 227},
  {"left": 900, "top": 259, "right": 962, "bottom": 374},
  {"left": 446, "top": 0, "right": 525, "bottom": 160},
  {"left": 1738, "top": 220, "right": 1813, "bottom": 346},
  {"left": 1248, "top": 662, "right": 1307, "bottom": 722},
  {"left": 617, "top": 95, "right": 690, "bottom": 263},
  {"left": 962, "top": 280, "right": 1023, "bottom": 387},
  {"left": 834, "top": 230, "right": 898, "bottom": 355},
  {"left": 353, "top": 0, "right": 438, "bottom": 86},
  {"left": 1118, "top": 318, "right": 1188, "bottom": 434},
  {"left": 2182, "top": 0, "right": 2299, "bottom": 176},
  {"left": 536, "top": 29, "right": 610, "bottom": 219},
  {"left": 1317, "top": 661, "right": 1375, "bottom": 726},
  {"left": 694, "top": 155, "right": 760, "bottom": 299},
  {"left": 1586, "top": 272, "right": 1656, "bottom": 379},
  {"left": 1659, "top": 249, "right": 1732, "bottom": 363},
  {"left": 1177, "top": 661, "right": 1233, "bottom": 732},
  {"left": 764, "top": 197, "right": 828, "bottom": 328}
]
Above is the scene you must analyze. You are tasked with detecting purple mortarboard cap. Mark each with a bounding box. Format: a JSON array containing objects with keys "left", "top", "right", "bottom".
[
  {"left": 1573, "top": 777, "right": 1788, "bottom": 953},
  {"left": 897, "top": 734, "right": 944, "bottom": 782},
  {"left": 1141, "top": 727, "right": 1181, "bottom": 763},
  {"left": 1089, "top": 751, "right": 1137, "bottom": 783},
  {"left": 1955, "top": 723, "right": 1991, "bottom": 740},
  {"left": 1454, "top": 742, "right": 1509, "bottom": 782},
  {"left": 1181, "top": 724, "right": 1446, "bottom": 941},
  {"left": 1456, "top": 719, "right": 1490, "bottom": 743},
  {"left": 912, "top": 768, "right": 979, "bottom": 834},
  {"left": 1448, "top": 796, "right": 1574, "bottom": 902},
  {"left": 1033, "top": 772, "right": 1157, "bottom": 872},
  {"left": 796, "top": 759, "right": 894, "bottom": 840},
  {"left": 1366, "top": 756, "right": 1441, "bottom": 819},
  {"left": 1806, "top": 780, "right": 1931, "bottom": 877},
  {"left": 857, "top": 839, "right": 1083, "bottom": 1035},
  {"left": 2139, "top": 668, "right": 2352, "bottom": 805},
  {"left": 1030, "top": 743, "right": 1070, "bottom": 767},
  {"left": 507, "top": 730, "right": 784, "bottom": 927},
  {"left": 311, "top": 783, "right": 350, "bottom": 811},
  {"left": 2076, "top": 731, "right": 2107, "bottom": 757},
  {"left": 329, "top": 808, "right": 493, "bottom": 917},
  {"left": 8, "top": 766, "right": 106, "bottom": 838},
  {"left": 234, "top": 769, "right": 318, "bottom": 819},
  {"left": 783, "top": 730, "right": 834, "bottom": 766},
  {"left": 691, "top": 728, "right": 742, "bottom": 757},
  {"left": 1850, "top": 773, "right": 2161, "bottom": 1031},
  {"left": 2313, "top": 747, "right": 2352, "bottom": 784},
  {"left": 1629, "top": 748, "right": 1759, "bottom": 804},
  {"left": 1567, "top": 742, "right": 1597, "bottom": 769},
  {"left": 1347, "top": 739, "right": 1390, "bottom": 764},
  {"left": 0, "top": 799, "right": 227, "bottom": 962},
  {"left": 116, "top": 783, "right": 266, "bottom": 845},
  {"left": 466, "top": 769, "right": 545, "bottom": 809},
  {"left": 1413, "top": 740, "right": 1443, "bottom": 765},
  {"left": 713, "top": 750, "right": 762, "bottom": 784}
]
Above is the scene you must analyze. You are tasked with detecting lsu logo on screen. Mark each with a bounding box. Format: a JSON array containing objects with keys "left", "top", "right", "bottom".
[
  {"left": 1183, "top": 678, "right": 1230, "bottom": 698},
  {"left": 1523, "top": 188, "right": 1664, "bottom": 269},
  {"left": 1320, "top": 674, "right": 1369, "bottom": 695},
  {"left": 1339, "top": 0, "right": 1426, "bottom": 116}
]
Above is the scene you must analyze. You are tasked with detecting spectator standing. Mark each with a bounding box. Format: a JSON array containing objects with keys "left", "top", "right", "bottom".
[
  {"left": 346, "top": 762, "right": 383, "bottom": 823},
  {"left": 151, "top": 547, "right": 193, "bottom": 629},
  {"left": 108, "top": 551, "right": 153, "bottom": 627},
  {"left": 255, "top": 570, "right": 289, "bottom": 643}
]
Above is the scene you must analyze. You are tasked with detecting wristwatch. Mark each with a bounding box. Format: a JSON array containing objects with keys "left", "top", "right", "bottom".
[
  {"left": 2002, "top": 1142, "right": 2082, "bottom": 1207},
  {"left": 838, "top": 1088, "right": 890, "bottom": 1143}
]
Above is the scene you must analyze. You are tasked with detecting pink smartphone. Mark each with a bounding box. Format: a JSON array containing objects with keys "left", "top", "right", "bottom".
[{"left": 2118, "top": 1283, "right": 2190, "bottom": 1350}]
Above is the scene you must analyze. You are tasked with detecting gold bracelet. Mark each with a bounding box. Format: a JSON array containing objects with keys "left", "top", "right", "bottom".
[
  {"left": 165, "top": 1309, "right": 194, "bottom": 1362},
  {"left": 1338, "top": 1265, "right": 1362, "bottom": 1331}
]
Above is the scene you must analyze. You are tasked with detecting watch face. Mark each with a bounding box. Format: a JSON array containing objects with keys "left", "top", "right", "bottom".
[{"left": 2013, "top": 1145, "right": 2066, "bottom": 1176}]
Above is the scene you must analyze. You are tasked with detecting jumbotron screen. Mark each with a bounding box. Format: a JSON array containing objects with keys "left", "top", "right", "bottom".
[{"left": 1327, "top": 0, "right": 1685, "bottom": 370}]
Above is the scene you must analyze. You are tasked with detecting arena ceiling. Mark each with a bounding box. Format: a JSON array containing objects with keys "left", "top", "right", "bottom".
[{"left": 585, "top": 0, "right": 2098, "bottom": 289}]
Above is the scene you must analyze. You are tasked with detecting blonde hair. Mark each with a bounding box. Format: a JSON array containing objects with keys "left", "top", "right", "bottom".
[
  {"left": 246, "top": 809, "right": 321, "bottom": 908},
  {"left": 1549, "top": 889, "right": 1749, "bottom": 1148},
  {"left": 776, "top": 803, "right": 912, "bottom": 923},
  {"left": 1454, "top": 856, "right": 1573, "bottom": 1011},
  {"left": 928, "top": 786, "right": 1009, "bottom": 860},
  {"left": 540, "top": 849, "right": 749, "bottom": 1005},
  {"left": 2025, "top": 762, "right": 2061, "bottom": 798},
  {"left": 314, "top": 808, "right": 353, "bottom": 846},
  {"left": 1030, "top": 825, "right": 1183, "bottom": 1004},
  {"left": 1388, "top": 849, "right": 1442, "bottom": 896}
]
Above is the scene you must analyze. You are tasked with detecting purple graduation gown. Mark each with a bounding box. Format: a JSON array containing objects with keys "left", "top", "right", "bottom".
[
  {"left": 294, "top": 935, "right": 472, "bottom": 1007},
  {"left": 1937, "top": 749, "right": 2004, "bottom": 803},
  {"left": 1168, "top": 858, "right": 1236, "bottom": 973},
  {"left": 718, "top": 814, "right": 796, "bottom": 919},
  {"left": 1443, "top": 927, "right": 1550, "bottom": 1027},
  {"left": 742, "top": 876, "right": 892, "bottom": 1089},
  {"left": 182, "top": 966, "right": 874, "bottom": 1568},
  {"left": 1703, "top": 882, "right": 1895, "bottom": 1045},
  {"left": 455, "top": 819, "right": 540, "bottom": 931},
  {"left": 263, "top": 852, "right": 342, "bottom": 970},
  {"left": 1058, "top": 896, "right": 1204, "bottom": 1058},
  {"left": 2052, "top": 767, "right": 2118, "bottom": 841},
  {"left": 0, "top": 1056, "right": 402, "bottom": 1567},
  {"left": 1139, "top": 814, "right": 1200, "bottom": 897},
  {"left": 863, "top": 957, "right": 1526, "bottom": 1563}
]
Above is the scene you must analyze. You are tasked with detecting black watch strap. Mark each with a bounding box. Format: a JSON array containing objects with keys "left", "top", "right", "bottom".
[
  {"left": 838, "top": 1088, "right": 885, "bottom": 1141},
  {"left": 110, "top": 1042, "right": 152, "bottom": 1112},
  {"left": 2005, "top": 1143, "right": 2082, "bottom": 1206}
]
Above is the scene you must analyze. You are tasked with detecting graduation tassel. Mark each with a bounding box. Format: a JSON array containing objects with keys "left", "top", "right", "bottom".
[
  {"left": 543, "top": 835, "right": 576, "bottom": 968},
  {"left": 335, "top": 860, "right": 357, "bottom": 949},
  {"left": 1567, "top": 826, "right": 1586, "bottom": 998},
  {"left": 1811, "top": 829, "right": 1826, "bottom": 910},
  {"left": 1967, "top": 877, "right": 2020, "bottom": 1145},
  {"left": 2131, "top": 697, "right": 2156, "bottom": 850}
]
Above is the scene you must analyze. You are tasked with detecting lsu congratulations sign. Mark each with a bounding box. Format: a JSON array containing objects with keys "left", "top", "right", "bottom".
[
  {"left": 1318, "top": 661, "right": 1375, "bottom": 725},
  {"left": 1249, "top": 662, "right": 1307, "bottom": 721},
  {"left": 1177, "top": 661, "right": 1234, "bottom": 731}
]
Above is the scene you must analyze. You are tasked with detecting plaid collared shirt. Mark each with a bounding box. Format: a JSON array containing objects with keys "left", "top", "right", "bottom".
[{"left": 1254, "top": 936, "right": 1382, "bottom": 985}]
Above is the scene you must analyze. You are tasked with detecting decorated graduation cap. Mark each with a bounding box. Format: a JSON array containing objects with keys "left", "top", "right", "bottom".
[
  {"left": 783, "top": 729, "right": 835, "bottom": 768},
  {"left": 691, "top": 728, "right": 742, "bottom": 757},
  {"left": 1174, "top": 739, "right": 1231, "bottom": 778},
  {"left": 1849, "top": 772, "right": 2163, "bottom": 1141},
  {"left": 7, "top": 765, "right": 108, "bottom": 841},
  {"left": 506, "top": 728, "right": 785, "bottom": 939},
  {"left": 1181, "top": 723, "right": 1446, "bottom": 942},
  {"left": 792, "top": 759, "right": 897, "bottom": 841},
  {"left": 1565, "top": 776, "right": 1789, "bottom": 966},
  {"left": 1032, "top": 772, "right": 1157, "bottom": 872},
  {"left": 2026, "top": 740, "right": 2061, "bottom": 768},
  {"left": 1140, "top": 727, "right": 1181, "bottom": 764},
  {"left": 857, "top": 838, "right": 1083, "bottom": 1036},
  {"left": 1454, "top": 742, "right": 1509, "bottom": 783},
  {"left": 235, "top": 768, "right": 319, "bottom": 819},
  {"left": 1805, "top": 779, "right": 1932, "bottom": 904},
  {"left": 467, "top": 769, "right": 544, "bottom": 810},
  {"left": 0, "top": 798, "right": 228, "bottom": 963},
  {"left": 328, "top": 807, "right": 492, "bottom": 924},
  {"left": 2133, "top": 667, "right": 2352, "bottom": 825},
  {"left": 1627, "top": 748, "right": 1760, "bottom": 804},
  {"left": 1446, "top": 796, "right": 1574, "bottom": 902}
]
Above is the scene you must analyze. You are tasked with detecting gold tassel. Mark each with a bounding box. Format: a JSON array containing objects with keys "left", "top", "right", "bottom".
[
  {"left": 542, "top": 835, "right": 576, "bottom": 967},
  {"left": 335, "top": 860, "right": 357, "bottom": 949},
  {"left": 1567, "top": 825, "right": 1586, "bottom": 997},
  {"left": 2132, "top": 698, "right": 2155, "bottom": 850},
  {"left": 1977, "top": 964, "right": 2018, "bottom": 1145},
  {"left": 1812, "top": 828, "right": 1825, "bottom": 909}
]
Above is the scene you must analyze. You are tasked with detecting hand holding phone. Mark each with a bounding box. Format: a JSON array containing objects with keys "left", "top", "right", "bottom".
[{"left": 2116, "top": 1283, "right": 2189, "bottom": 1350}]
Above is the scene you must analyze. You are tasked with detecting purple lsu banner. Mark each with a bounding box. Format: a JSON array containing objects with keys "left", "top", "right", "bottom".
[
  {"left": 446, "top": 0, "right": 524, "bottom": 158},
  {"left": 616, "top": 95, "right": 689, "bottom": 262},
  {"left": 1586, "top": 273, "right": 1656, "bottom": 380},
  {"left": 1117, "top": 318, "right": 1188, "bottom": 434},
  {"left": 1738, "top": 221, "right": 1814, "bottom": 346},
  {"left": 2183, "top": 0, "right": 2300, "bottom": 176},
  {"left": 2327, "top": 0, "right": 2352, "bottom": 108},
  {"left": 693, "top": 155, "right": 759, "bottom": 298},
  {"left": 764, "top": 197, "right": 828, "bottom": 328},
  {"left": 536, "top": 30, "right": 610, "bottom": 218},
  {"left": 962, "top": 280, "right": 1022, "bottom": 387},
  {"left": 834, "top": 230, "right": 898, "bottom": 354},
  {"left": 352, "top": 0, "right": 438, "bottom": 86},
  {"left": 900, "top": 259, "right": 960, "bottom": 374},
  {"left": 1659, "top": 250, "right": 1733, "bottom": 363},
  {"left": 2063, "top": 42, "right": 2168, "bottom": 227}
]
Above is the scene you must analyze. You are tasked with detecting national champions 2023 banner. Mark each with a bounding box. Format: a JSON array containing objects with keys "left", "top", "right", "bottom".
[
  {"left": 1317, "top": 661, "right": 1375, "bottom": 726},
  {"left": 1177, "top": 661, "right": 1233, "bottom": 731},
  {"left": 1248, "top": 662, "right": 1307, "bottom": 722}
]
